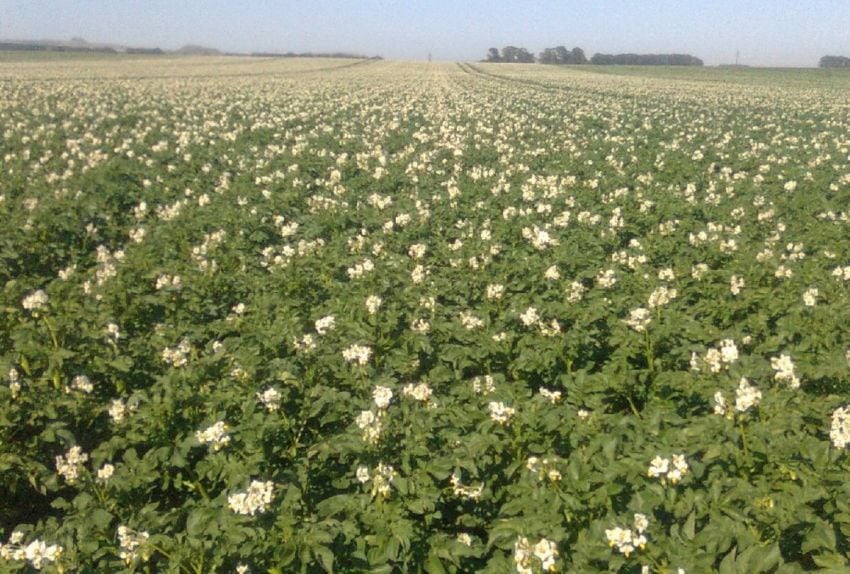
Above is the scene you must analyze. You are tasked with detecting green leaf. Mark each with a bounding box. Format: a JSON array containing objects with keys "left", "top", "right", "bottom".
[
  {"left": 186, "top": 508, "right": 208, "bottom": 537},
  {"left": 735, "top": 544, "right": 782, "bottom": 573},
  {"left": 811, "top": 553, "right": 850, "bottom": 570},
  {"left": 719, "top": 547, "right": 737, "bottom": 574},
  {"left": 316, "top": 494, "right": 351, "bottom": 518},
  {"left": 802, "top": 521, "right": 837, "bottom": 554},
  {"left": 424, "top": 554, "right": 447, "bottom": 574},
  {"left": 90, "top": 508, "right": 114, "bottom": 530},
  {"left": 313, "top": 546, "right": 334, "bottom": 573},
  {"left": 683, "top": 511, "right": 696, "bottom": 541}
]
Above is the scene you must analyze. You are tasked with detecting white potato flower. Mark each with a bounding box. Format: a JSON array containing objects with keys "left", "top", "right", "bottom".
[
  {"left": 97, "top": 463, "right": 115, "bottom": 482},
  {"left": 488, "top": 401, "right": 515, "bottom": 424},
  {"left": 257, "top": 387, "right": 282, "bottom": 412},
  {"left": 624, "top": 307, "right": 651, "bottom": 332},
  {"left": 771, "top": 353, "right": 800, "bottom": 389},
  {"left": 343, "top": 344, "right": 372, "bottom": 366},
  {"left": 830, "top": 405, "right": 850, "bottom": 449},
  {"left": 373, "top": 386, "right": 393, "bottom": 409},
  {"left": 365, "top": 295, "right": 383, "bottom": 314},
  {"left": 734, "top": 378, "right": 762, "bottom": 412},
  {"left": 117, "top": 526, "right": 149, "bottom": 564},
  {"left": 22, "top": 289, "right": 49, "bottom": 312},
  {"left": 228, "top": 480, "right": 274, "bottom": 515},
  {"left": 314, "top": 315, "right": 335, "bottom": 335},
  {"left": 195, "top": 421, "right": 231, "bottom": 451},
  {"left": 519, "top": 306, "right": 540, "bottom": 327},
  {"left": 802, "top": 287, "right": 818, "bottom": 307}
]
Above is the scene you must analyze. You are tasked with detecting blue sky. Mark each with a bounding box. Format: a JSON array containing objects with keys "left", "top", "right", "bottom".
[{"left": 3, "top": 0, "right": 849, "bottom": 66}]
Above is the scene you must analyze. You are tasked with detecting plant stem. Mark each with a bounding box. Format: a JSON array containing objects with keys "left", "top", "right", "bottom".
[
  {"left": 42, "top": 316, "right": 60, "bottom": 349},
  {"left": 739, "top": 421, "right": 750, "bottom": 459},
  {"left": 644, "top": 330, "right": 655, "bottom": 372},
  {"left": 626, "top": 393, "right": 642, "bottom": 418},
  {"left": 193, "top": 480, "right": 210, "bottom": 502}
]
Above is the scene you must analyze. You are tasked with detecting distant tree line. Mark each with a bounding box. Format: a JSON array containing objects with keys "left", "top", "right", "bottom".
[
  {"left": 819, "top": 55, "right": 850, "bottom": 68},
  {"left": 590, "top": 53, "right": 703, "bottom": 66},
  {"left": 0, "top": 42, "right": 168, "bottom": 55},
  {"left": 485, "top": 46, "right": 535, "bottom": 63},
  {"left": 125, "top": 47, "right": 164, "bottom": 55},
  {"left": 538, "top": 46, "right": 587, "bottom": 65},
  {"left": 484, "top": 46, "right": 703, "bottom": 66},
  {"left": 0, "top": 42, "right": 119, "bottom": 54},
  {"left": 0, "top": 41, "right": 376, "bottom": 59}
]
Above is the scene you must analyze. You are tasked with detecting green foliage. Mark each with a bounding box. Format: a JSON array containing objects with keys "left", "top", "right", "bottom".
[{"left": 1, "top": 56, "right": 850, "bottom": 573}]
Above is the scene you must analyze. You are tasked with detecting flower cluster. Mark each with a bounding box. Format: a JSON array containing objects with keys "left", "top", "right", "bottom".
[
  {"left": 624, "top": 307, "right": 652, "bottom": 332},
  {"left": 517, "top": 306, "right": 561, "bottom": 336},
  {"left": 117, "top": 525, "right": 150, "bottom": 564},
  {"left": 459, "top": 311, "right": 485, "bottom": 330},
  {"left": 0, "top": 532, "right": 63, "bottom": 570},
  {"left": 514, "top": 536, "right": 559, "bottom": 573},
  {"left": 161, "top": 339, "right": 192, "bottom": 367},
  {"left": 538, "top": 387, "right": 562, "bottom": 403},
  {"left": 691, "top": 339, "right": 738, "bottom": 373},
  {"left": 357, "top": 463, "right": 396, "bottom": 497},
  {"left": 373, "top": 385, "right": 393, "bottom": 409},
  {"left": 830, "top": 405, "right": 850, "bottom": 449},
  {"left": 346, "top": 258, "right": 375, "bottom": 279},
  {"left": 714, "top": 377, "right": 762, "bottom": 416},
  {"left": 342, "top": 344, "right": 372, "bottom": 366},
  {"left": 22, "top": 289, "right": 49, "bottom": 312},
  {"left": 97, "top": 463, "right": 115, "bottom": 483},
  {"left": 257, "top": 387, "right": 281, "bottom": 411},
  {"left": 155, "top": 273, "right": 182, "bottom": 290},
  {"left": 108, "top": 398, "right": 134, "bottom": 423},
  {"left": 647, "top": 454, "right": 689, "bottom": 485},
  {"left": 228, "top": 480, "right": 275, "bottom": 515},
  {"left": 606, "top": 513, "right": 649, "bottom": 557},
  {"left": 7, "top": 367, "right": 21, "bottom": 398},
  {"left": 66, "top": 374, "right": 94, "bottom": 394},
  {"left": 567, "top": 280, "right": 586, "bottom": 303},
  {"left": 293, "top": 333, "right": 316, "bottom": 353},
  {"left": 314, "top": 315, "right": 335, "bottom": 335},
  {"left": 55, "top": 445, "right": 89, "bottom": 484},
  {"left": 519, "top": 306, "right": 540, "bottom": 327},
  {"left": 771, "top": 353, "right": 800, "bottom": 389},
  {"left": 450, "top": 471, "right": 485, "bottom": 500},
  {"left": 647, "top": 285, "right": 677, "bottom": 309},
  {"left": 544, "top": 265, "right": 560, "bottom": 281},
  {"left": 522, "top": 225, "right": 559, "bottom": 250},
  {"left": 488, "top": 401, "right": 516, "bottom": 425},
  {"left": 730, "top": 275, "right": 745, "bottom": 295},
  {"left": 486, "top": 283, "right": 505, "bottom": 300},
  {"left": 355, "top": 410, "right": 383, "bottom": 443},
  {"left": 402, "top": 382, "right": 434, "bottom": 404},
  {"left": 596, "top": 268, "right": 617, "bottom": 289},
  {"left": 472, "top": 375, "right": 496, "bottom": 395},
  {"left": 802, "top": 287, "right": 818, "bottom": 307},
  {"left": 526, "top": 456, "right": 562, "bottom": 482},
  {"left": 365, "top": 294, "right": 383, "bottom": 314},
  {"left": 195, "top": 421, "right": 231, "bottom": 451}
]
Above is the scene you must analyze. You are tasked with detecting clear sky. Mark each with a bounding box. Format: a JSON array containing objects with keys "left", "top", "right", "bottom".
[{"left": 3, "top": 0, "right": 849, "bottom": 67}]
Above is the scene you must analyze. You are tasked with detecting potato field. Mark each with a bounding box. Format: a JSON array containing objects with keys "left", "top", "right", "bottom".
[{"left": 2, "top": 55, "right": 850, "bottom": 573}]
